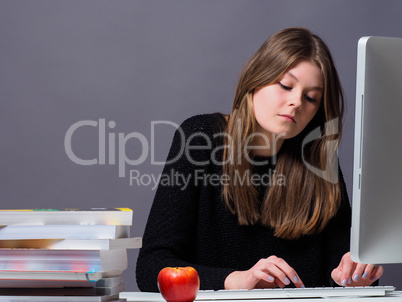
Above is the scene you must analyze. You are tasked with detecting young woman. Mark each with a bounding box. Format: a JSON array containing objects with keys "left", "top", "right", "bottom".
[{"left": 136, "top": 27, "right": 384, "bottom": 291}]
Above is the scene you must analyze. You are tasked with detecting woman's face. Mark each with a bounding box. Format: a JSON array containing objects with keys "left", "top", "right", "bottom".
[{"left": 253, "top": 60, "right": 323, "bottom": 152}]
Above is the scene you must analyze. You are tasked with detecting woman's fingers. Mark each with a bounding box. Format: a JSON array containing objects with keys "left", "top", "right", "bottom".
[
  {"left": 353, "top": 263, "right": 374, "bottom": 282},
  {"left": 351, "top": 262, "right": 367, "bottom": 283},
  {"left": 252, "top": 269, "right": 275, "bottom": 284},
  {"left": 340, "top": 254, "right": 356, "bottom": 286},
  {"left": 332, "top": 252, "right": 385, "bottom": 286},
  {"left": 350, "top": 264, "right": 384, "bottom": 286},
  {"left": 246, "top": 256, "right": 304, "bottom": 289},
  {"left": 264, "top": 256, "right": 304, "bottom": 288},
  {"left": 368, "top": 265, "right": 384, "bottom": 283},
  {"left": 275, "top": 278, "right": 286, "bottom": 288}
]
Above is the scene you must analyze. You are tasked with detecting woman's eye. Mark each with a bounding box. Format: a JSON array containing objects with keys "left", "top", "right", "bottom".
[
  {"left": 278, "top": 82, "right": 318, "bottom": 103},
  {"left": 278, "top": 82, "right": 292, "bottom": 90},
  {"left": 304, "top": 95, "right": 317, "bottom": 103}
]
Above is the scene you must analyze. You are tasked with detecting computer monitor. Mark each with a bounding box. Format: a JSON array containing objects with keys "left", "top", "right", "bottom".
[{"left": 351, "top": 36, "right": 402, "bottom": 264}]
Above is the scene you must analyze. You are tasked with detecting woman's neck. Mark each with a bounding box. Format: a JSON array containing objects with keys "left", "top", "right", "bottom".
[{"left": 251, "top": 130, "right": 284, "bottom": 157}]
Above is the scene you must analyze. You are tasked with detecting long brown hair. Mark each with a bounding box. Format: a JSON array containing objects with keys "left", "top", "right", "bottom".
[{"left": 222, "top": 27, "right": 344, "bottom": 240}]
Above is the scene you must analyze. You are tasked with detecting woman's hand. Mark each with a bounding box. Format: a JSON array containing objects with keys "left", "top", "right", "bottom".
[
  {"left": 331, "top": 252, "right": 384, "bottom": 286},
  {"left": 224, "top": 256, "right": 304, "bottom": 290}
]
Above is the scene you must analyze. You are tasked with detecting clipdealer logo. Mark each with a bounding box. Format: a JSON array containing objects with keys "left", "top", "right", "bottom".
[
  {"left": 64, "top": 117, "right": 339, "bottom": 187},
  {"left": 64, "top": 119, "right": 181, "bottom": 179}
]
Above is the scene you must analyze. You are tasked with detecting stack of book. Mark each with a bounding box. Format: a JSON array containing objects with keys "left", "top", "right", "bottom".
[{"left": 0, "top": 208, "right": 141, "bottom": 302}]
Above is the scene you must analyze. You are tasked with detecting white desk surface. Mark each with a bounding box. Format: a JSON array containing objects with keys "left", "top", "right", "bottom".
[{"left": 120, "top": 291, "right": 402, "bottom": 302}]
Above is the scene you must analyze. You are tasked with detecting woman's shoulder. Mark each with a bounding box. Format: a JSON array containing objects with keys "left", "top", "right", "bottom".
[{"left": 179, "top": 112, "right": 228, "bottom": 135}]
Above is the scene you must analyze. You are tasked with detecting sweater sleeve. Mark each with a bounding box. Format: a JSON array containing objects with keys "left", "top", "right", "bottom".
[
  {"left": 324, "top": 165, "right": 380, "bottom": 287},
  {"left": 136, "top": 115, "right": 235, "bottom": 292}
]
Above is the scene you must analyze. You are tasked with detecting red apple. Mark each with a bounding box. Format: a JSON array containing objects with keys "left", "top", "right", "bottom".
[{"left": 157, "top": 266, "right": 200, "bottom": 302}]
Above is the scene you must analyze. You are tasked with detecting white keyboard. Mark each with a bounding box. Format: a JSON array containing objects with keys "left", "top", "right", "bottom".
[{"left": 195, "top": 286, "right": 395, "bottom": 300}]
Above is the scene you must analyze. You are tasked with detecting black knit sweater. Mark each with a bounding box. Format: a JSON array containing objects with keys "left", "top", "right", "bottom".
[{"left": 136, "top": 113, "right": 351, "bottom": 291}]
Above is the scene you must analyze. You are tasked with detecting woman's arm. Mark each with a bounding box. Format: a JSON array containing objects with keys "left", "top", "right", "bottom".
[
  {"left": 329, "top": 165, "right": 384, "bottom": 285},
  {"left": 324, "top": 165, "right": 383, "bottom": 286},
  {"left": 136, "top": 115, "right": 235, "bottom": 292},
  {"left": 323, "top": 165, "right": 353, "bottom": 286}
]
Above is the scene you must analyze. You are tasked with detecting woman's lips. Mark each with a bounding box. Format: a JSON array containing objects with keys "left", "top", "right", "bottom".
[{"left": 279, "top": 114, "right": 296, "bottom": 123}]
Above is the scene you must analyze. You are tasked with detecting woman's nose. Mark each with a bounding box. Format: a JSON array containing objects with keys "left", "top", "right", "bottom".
[{"left": 288, "top": 91, "right": 303, "bottom": 110}]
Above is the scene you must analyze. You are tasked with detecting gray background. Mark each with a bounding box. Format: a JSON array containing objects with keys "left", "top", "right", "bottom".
[{"left": 1, "top": 0, "right": 401, "bottom": 292}]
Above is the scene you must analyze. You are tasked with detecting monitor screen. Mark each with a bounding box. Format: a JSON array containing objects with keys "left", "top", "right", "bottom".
[{"left": 351, "top": 36, "right": 402, "bottom": 264}]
